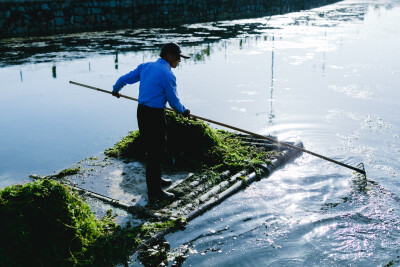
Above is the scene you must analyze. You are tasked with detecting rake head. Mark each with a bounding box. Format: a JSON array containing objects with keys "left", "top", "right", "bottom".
[{"left": 356, "top": 162, "right": 366, "bottom": 178}]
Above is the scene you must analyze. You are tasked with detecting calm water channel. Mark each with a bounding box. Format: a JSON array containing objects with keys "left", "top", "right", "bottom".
[{"left": 1, "top": 0, "right": 400, "bottom": 265}]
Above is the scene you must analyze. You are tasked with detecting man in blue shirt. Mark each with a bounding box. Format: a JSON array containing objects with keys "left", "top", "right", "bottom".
[{"left": 112, "top": 43, "right": 190, "bottom": 201}]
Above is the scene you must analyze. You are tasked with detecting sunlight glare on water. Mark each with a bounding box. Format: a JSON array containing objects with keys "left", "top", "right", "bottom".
[{"left": 161, "top": 1, "right": 400, "bottom": 266}]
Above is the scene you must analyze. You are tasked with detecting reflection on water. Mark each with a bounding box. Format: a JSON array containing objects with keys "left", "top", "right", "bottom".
[
  {"left": 0, "top": 0, "right": 367, "bottom": 68},
  {"left": 268, "top": 35, "right": 276, "bottom": 124},
  {"left": 52, "top": 65, "right": 56, "bottom": 79},
  {"left": 115, "top": 52, "right": 118, "bottom": 70},
  {"left": 2, "top": 0, "right": 400, "bottom": 266}
]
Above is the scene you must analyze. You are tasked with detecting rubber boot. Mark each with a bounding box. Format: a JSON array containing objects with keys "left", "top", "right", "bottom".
[
  {"left": 149, "top": 189, "right": 175, "bottom": 202},
  {"left": 161, "top": 178, "right": 173, "bottom": 187},
  {"left": 146, "top": 163, "right": 175, "bottom": 201}
]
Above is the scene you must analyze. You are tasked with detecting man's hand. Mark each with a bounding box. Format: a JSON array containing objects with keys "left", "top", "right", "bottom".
[
  {"left": 182, "top": 109, "right": 190, "bottom": 118},
  {"left": 112, "top": 91, "right": 121, "bottom": 98}
]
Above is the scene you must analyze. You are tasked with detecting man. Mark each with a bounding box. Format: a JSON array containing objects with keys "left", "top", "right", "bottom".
[{"left": 112, "top": 43, "right": 190, "bottom": 201}]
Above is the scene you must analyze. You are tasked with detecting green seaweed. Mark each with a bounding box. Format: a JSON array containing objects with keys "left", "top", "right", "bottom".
[
  {"left": 0, "top": 179, "right": 115, "bottom": 266},
  {"left": 204, "top": 130, "right": 275, "bottom": 173},
  {"left": 105, "top": 130, "right": 143, "bottom": 159},
  {"left": 0, "top": 180, "right": 186, "bottom": 266},
  {"left": 55, "top": 166, "right": 82, "bottom": 178},
  {"left": 105, "top": 112, "right": 276, "bottom": 174}
]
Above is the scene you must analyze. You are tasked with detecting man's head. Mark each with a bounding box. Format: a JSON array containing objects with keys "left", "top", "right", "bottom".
[{"left": 160, "top": 42, "right": 190, "bottom": 68}]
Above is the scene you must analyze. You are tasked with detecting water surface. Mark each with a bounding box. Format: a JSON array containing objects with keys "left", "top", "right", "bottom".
[{"left": 1, "top": 0, "right": 400, "bottom": 265}]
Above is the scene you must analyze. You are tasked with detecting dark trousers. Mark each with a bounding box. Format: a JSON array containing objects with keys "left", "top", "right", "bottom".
[{"left": 137, "top": 104, "right": 167, "bottom": 196}]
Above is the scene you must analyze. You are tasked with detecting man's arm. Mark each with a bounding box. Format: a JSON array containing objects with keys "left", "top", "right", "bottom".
[
  {"left": 164, "top": 73, "right": 187, "bottom": 114},
  {"left": 112, "top": 63, "right": 145, "bottom": 94}
]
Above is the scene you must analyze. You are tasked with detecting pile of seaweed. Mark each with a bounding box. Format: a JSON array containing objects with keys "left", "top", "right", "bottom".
[
  {"left": 105, "top": 112, "right": 276, "bottom": 173},
  {"left": 0, "top": 179, "right": 184, "bottom": 266}
]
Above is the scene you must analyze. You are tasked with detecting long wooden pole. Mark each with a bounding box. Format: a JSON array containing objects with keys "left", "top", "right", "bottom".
[{"left": 69, "top": 81, "right": 366, "bottom": 175}]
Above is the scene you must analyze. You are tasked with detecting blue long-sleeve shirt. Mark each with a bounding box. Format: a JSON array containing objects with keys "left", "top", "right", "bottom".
[{"left": 113, "top": 58, "right": 186, "bottom": 114}]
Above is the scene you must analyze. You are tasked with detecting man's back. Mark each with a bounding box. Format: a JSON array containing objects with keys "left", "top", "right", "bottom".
[
  {"left": 138, "top": 59, "right": 173, "bottom": 108},
  {"left": 113, "top": 58, "right": 185, "bottom": 113}
]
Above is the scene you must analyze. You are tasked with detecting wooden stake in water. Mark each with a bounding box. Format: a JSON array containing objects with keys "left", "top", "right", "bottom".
[{"left": 69, "top": 80, "right": 367, "bottom": 176}]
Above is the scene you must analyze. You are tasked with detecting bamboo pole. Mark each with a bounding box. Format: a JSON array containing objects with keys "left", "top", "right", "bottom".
[{"left": 69, "top": 81, "right": 366, "bottom": 175}]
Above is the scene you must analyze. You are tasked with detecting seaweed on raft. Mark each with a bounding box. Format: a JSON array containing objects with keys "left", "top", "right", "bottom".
[
  {"left": 0, "top": 179, "right": 185, "bottom": 266},
  {"left": 0, "top": 179, "right": 115, "bottom": 266},
  {"left": 105, "top": 112, "right": 277, "bottom": 174},
  {"left": 55, "top": 166, "right": 82, "bottom": 178}
]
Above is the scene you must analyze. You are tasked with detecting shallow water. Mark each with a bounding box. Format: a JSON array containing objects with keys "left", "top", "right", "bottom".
[{"left": 1, "top": 0, "right": 400, "bottom": 265}]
